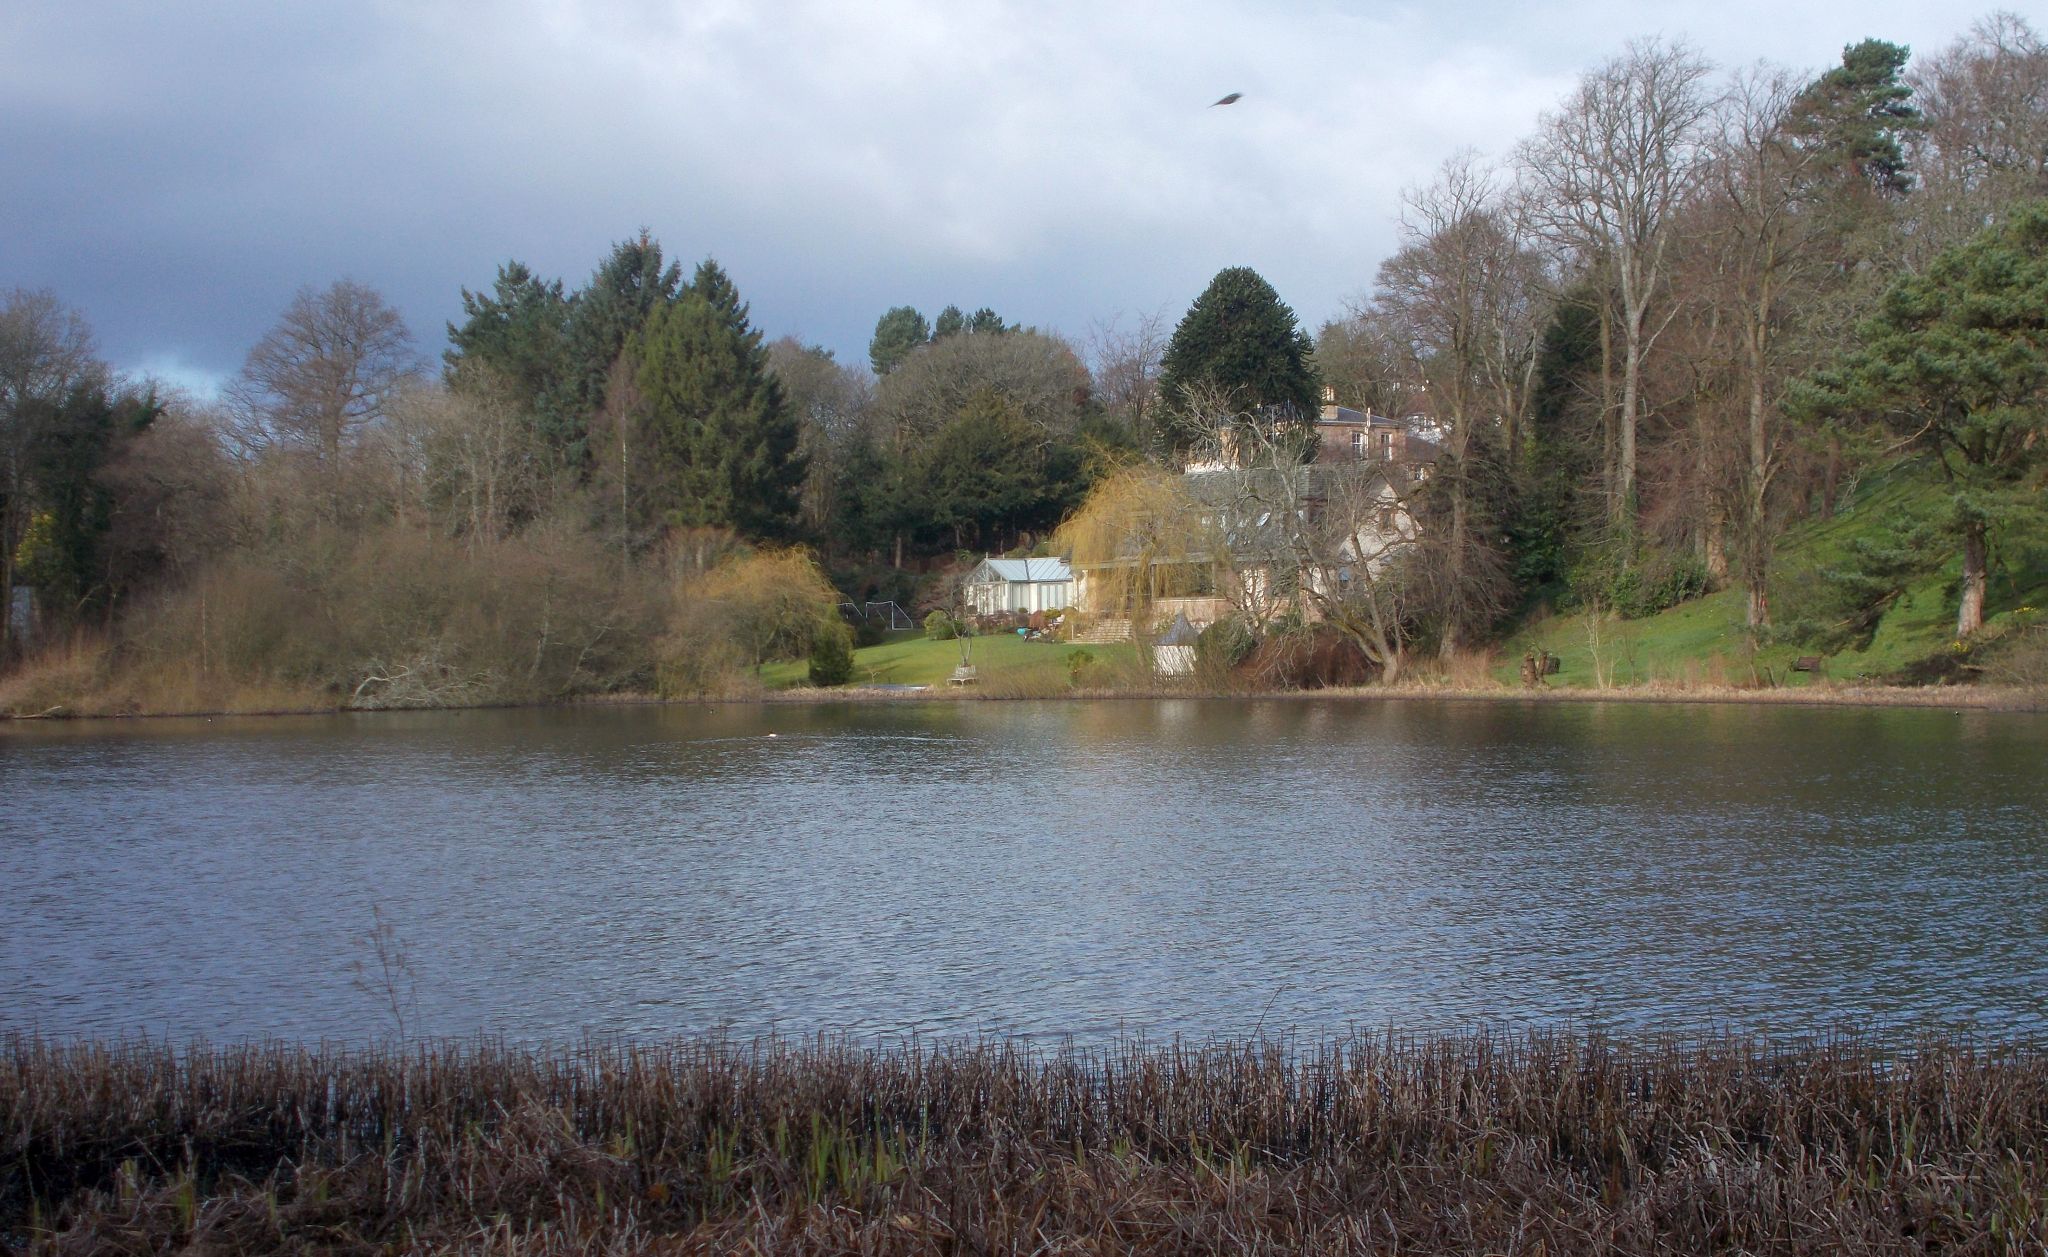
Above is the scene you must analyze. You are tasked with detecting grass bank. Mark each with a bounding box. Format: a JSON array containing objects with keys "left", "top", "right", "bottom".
[
  {"left": 1499, "top": 460, "right": 2048, "bottom": 690},
  {"left": 757, "top": 630, "right": 1142, "bottom": 693},
  {"left": 5, "top": 1031, "right": 2043, "bottom": 1254}
]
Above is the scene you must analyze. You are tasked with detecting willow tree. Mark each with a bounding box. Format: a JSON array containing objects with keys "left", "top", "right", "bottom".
[{"left": 1052, "top": 465, "right": 1221, "bottom": 637}]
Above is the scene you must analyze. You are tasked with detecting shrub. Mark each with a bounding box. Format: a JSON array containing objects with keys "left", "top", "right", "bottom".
[
  {"left": 1568, "top": 548, "right": 1710, "bottom": 620},
  {"left": 924, "top": 610, "right": 957, "bottom": 640},
  {"left": 659, "top": 546, "right": 842, "bottom": 696},
  {"left": 1195, "top": 616, "right": 1257, "bottom": 671},
  {"left": 807, "top": 620, "right": 855, "bottom": 687}
]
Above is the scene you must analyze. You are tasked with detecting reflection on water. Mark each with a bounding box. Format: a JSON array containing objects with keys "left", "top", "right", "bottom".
[{"left": 4, "top": 699, "right": 2044, "bottom": 1045}]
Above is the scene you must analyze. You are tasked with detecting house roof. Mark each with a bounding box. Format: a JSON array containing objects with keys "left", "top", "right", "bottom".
[
  {"left": 1158, "top": 612, "right": 1201, "bottom": 646},
  {"left": 971, "top": 557, "right": 1072, "bottom": 584}
]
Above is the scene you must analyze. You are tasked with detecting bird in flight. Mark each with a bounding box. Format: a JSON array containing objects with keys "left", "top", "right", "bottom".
[{"left": 1211, "top": 92, "right": 1243, "bottom": 107}]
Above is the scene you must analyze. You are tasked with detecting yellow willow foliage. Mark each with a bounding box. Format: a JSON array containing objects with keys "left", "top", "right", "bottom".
[
  {"left": 662, "top": 545, "right": 842, "bottom": 694},
  {"left": 1052, "top": 466, "right": 1225, "bottom": 623}
]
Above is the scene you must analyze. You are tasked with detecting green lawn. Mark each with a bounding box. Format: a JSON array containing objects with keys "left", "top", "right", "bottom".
[
  {"left": 760, "top": 630, "right": 1141, "bottom": 690},
  {"left": 1498, "top": 459, "right": 2048, "bottom": 688}
]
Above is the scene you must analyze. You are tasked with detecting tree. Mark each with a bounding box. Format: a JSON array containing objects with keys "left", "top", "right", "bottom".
[
  {"left": 227, "top": 281, "right": 417, "bottom": 467},
  {"left": 1367, "top": 154, "right": 1545, "bottom": 650},
  {"left": 0, "top": 289, "right": 104, "bottom": 657},
  {"left": 868, "top": 306, "right": 931, "bottom": 376},
  {"left": 12, "top": 381, "right": 164, "bottom": 628},
  {"left": 1313, "top": 312, "right": 1413, "bottom": 421},
  {"left": 1054, "top": 464, "right": 1220, "bottom": 635},
  {"left": 443, "top": 261, "right": 576, "bottom": 458},
  {"left": 966, "top": 307, "right": 1010, "bottom": 336},
  {"left": 767, "top": 338, "right": 871, "bottom": 535},
  {"left": 564, "top": 231, "right": 681, "bottom": 428},
  {"left": 629, "top": 260, "right": 805, "bottom": 540},
  {"left": 658, "top": 545, "right": 842, "bottom": 692},
  {"left": 870, "top": 328, "right": 1090, "bottom": 447},
  {"left": 1784, "top": 39, "right": 1922, "bottom": 198},
  {"left": 1157, "top": 266, "right": 1319, "bottom": 461},
  {"left": 919, "top": 390, "right": 1066, "bottom": 550},
  {"left": 1910, "top": 13, "right": 2048, "bottom": 241},
  {"left": 1087, "top": 309, "right": 1170, "bottom": 458},
  {"left": 1518, "top": 38, "right": 1717, "bottom": 528},
  {"left": 1792, "top": 201, "right": 2048, "bottom": 639},
  {"left": 397, "top": 374, "right": 550, "bottom": 545}
]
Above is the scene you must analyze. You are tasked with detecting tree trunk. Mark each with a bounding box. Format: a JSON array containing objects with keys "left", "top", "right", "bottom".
[
  {"left": 1958, "top": 520, "right": 1987, "bottom": 639},
  {"left": 1616, "top": 309, "right": 1642, "bottom": 530},
  {"left": 1598, "top": 302, "right": 1617, "bottom": 518},
  {"left": 1702, "top": 520, "right": 1728, "bottom": 584},
  {"left": 1440, "top": 475, "right": 1468, "bottom": 658}
]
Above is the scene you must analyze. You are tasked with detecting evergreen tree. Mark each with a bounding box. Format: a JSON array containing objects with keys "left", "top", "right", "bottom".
[
  {"left": 919, "top": 390, "right": 1052, "bottom": 550},
  {"left": 444, "top": 261, "right": 576, "bottom": 453},
  {"left": 965, "top": 307, "right": 1010, "bottom": 336},
  {"left": 1157, "top": 267, "right": 1320, "bottom": 459},
  {"left": 15, "top": 381, "right": 161, "bottom": 626},
  {"left": 932, "top": 305, "right": 966, "bottom": 340},
  {"left": 868, "top": 306, "right": 930, "bottom": 376},
  {"left": 566, "top": 231, "right": 681, "bottom": 428},
  {"left": 1793, "top": 201, "right": 2048, "bottom": 638},
  {"left": 629, "top": 260, "right": 805, "bottom": 539},
  {"left": 1785, "top": 39, "right": 1923, "bottom": 197}
]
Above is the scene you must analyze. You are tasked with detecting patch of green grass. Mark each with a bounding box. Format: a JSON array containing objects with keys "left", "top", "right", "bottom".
[
  {"left": 1499, "top": 458, "right": 2048, "bottom": 688},
  {"left": 759, "top": 630, "right": 1140, "bottom": 690}
]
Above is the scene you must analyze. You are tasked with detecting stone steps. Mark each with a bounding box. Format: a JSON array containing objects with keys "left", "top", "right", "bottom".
[{"left": 1071, "top": 619, "right": 1132, "bottom": 644}]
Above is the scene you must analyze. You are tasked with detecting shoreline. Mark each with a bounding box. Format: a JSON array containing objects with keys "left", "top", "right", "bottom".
[{"left": 5, "top": 678, "right": 2042, "bottom": 723}]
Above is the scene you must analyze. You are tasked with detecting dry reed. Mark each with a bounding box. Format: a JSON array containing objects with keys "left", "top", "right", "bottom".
[{"left": 3, "top": 1029, "right": 2043, "bottom": 1254}]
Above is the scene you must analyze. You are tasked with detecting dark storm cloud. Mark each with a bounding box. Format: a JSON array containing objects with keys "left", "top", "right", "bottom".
[{"left": 1, "top": 0, "right": 1978, "bottom": 394}]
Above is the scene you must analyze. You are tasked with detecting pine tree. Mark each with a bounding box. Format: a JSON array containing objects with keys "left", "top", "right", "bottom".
[
  {"left": 566, "top": 231, "right": 681, "bottom": 428},
  {"left": 868, "top": 306, "right": 930, "bottom": 375},
  {"left": 444, "top": 261, "right": 576, "bottom": 455},
  {"left": 629, "top": 260, "right": 805, "bottom": 539},
  {"left": 1793, "top": 201, "right": 2048, "bottom": 638},
  {"left": 1785, "top": 39, "right": 1923, "bottom": 197},
  {"left": 1158, "top": 267, "right": 1320, "bottom": 459}
]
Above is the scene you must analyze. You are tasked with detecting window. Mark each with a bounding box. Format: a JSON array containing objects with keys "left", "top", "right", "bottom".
[
  {"left": 1349, "top": 431, "right": 1363, "bottom": 456},
  {"left": 1377, "top": 432, "right": 1393, "bottom": 460}
]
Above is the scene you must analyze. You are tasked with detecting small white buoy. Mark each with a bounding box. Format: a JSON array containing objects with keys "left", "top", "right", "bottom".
[{"left": 766, "top": 732, "right": 779, "bottom": 738}]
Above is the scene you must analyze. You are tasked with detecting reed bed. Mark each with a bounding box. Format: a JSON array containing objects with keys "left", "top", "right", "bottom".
[{"left": 4, "top": 1030, "right": 2044, "bottom": 1254}]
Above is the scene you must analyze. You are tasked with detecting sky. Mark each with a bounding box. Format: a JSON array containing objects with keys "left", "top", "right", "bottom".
[{"left": 1, "top": 0, "right": 1999, "bottom": 397}]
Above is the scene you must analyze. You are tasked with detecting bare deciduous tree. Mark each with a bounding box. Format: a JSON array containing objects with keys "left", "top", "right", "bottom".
[
  {"left": 766, "top": 337, "right": 872, "bottom": 535},
  {"left": 1693, "top": 66, "right": 1838, "bottom": 631},
  {"left": 1086, "top": 309, "right": 1169, "bottom": 456},
  {"left": 1909, "top": 12, "right": 2048, "bottom": 248},
  {"left": 226, "top": 281, "right": 418, "bottom": 481},
  {"left": 1368, "top": 153, "right": 1546, "bottom": 651},
  {"left": 1518, "top": 38, "right": 1718, "bottom": 529}
]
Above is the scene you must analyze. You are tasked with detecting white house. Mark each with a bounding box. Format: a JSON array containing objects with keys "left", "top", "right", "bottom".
[{"left": 962, "top": 557, "right": 1074, "bottom": 616}]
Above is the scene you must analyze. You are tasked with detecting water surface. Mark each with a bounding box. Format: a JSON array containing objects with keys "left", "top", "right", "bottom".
[{"left": 5, "top": 699, "right": 2043, "bottom": 1044}]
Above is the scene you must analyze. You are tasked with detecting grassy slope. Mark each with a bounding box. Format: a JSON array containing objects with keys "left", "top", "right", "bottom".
[
  {"left": 1498, "top": 460, "right": 2048, "bottom": 689},
  {"left": 760, "top": 630, "right": 1141, "bottom": 690}
]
